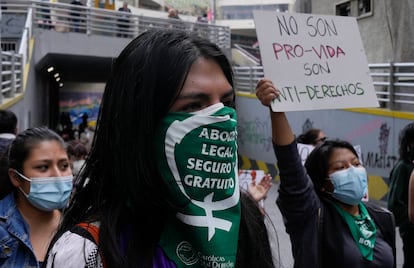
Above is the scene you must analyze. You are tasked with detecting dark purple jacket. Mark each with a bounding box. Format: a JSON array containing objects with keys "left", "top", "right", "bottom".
[{"left": 274, "top": 141, "right": 396, "bottom": 268}]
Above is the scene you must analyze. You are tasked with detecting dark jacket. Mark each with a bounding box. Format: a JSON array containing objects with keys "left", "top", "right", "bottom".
[
  {"left": 387, "top": 159, "right": 414, "bottom": 227},
  {"left": 0, "top": 137, "right": 13, "bottom": 156},
  {"left": 274, "top": 141, "right": 396, "bottom": 268}
]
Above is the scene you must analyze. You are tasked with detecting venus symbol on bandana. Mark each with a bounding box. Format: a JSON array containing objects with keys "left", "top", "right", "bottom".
[{"left": 165, "top": 103, "right": 240, "bottom": 240}]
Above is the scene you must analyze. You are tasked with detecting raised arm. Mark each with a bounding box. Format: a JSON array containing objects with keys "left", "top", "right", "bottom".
[
  {"left": 408, "top": 169, "right": 414, "bottom": 222},
  {"left": 255, "top": 78, "right": 320, "bottom": 258},
  {"left": 255, "top": 78, "right": 295, "bottom": 145}
]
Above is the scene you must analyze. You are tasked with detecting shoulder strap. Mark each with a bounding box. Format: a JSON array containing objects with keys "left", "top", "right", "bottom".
[
  {"left": 76, "top": 222, "right": 100, "bottom": 244},
  {"left": 71, "top": 222, "right": 106, "bottom": 268}
]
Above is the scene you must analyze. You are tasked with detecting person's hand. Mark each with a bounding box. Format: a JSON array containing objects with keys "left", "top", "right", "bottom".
[
  {"left": 248, "top": 174, "right": 273, "bottom": 202},
  {"left": 255, "top": 78, "right": 280, "bottom": 107}
]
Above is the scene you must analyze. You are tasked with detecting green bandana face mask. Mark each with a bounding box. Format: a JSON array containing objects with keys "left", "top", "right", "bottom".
[{"left": 156, "top": 103, "right": 241, "bottom": 267}]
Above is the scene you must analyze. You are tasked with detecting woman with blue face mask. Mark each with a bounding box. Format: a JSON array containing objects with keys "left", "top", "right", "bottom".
[
  {"left": 0, "top": 126, "right": 73, "bottom": 267},
  {"left": 256, "top": 78, "right": 396, "bottom": 268}
]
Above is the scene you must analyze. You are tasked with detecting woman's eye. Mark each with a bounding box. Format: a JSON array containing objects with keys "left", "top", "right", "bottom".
[
  {"left": 61, "top": 163, "right": 70, "bottom": 170},
  {"left": 36, "top": 165, "right": 48, "bottom": 172},
  {"left": 180, "top": 103, "right": 202, "bottom": 113},
  {"left": 331, "top": 165, "right": 346, "bottom": 172}
]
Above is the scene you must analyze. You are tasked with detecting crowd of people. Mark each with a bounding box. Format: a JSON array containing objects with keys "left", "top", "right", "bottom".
[{"left": 0, "top": 28, "right": 411, "bottom": 267}]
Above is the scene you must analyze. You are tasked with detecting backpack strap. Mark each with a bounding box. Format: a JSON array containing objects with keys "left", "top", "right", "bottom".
[
  {"left": 71, "top": 222, "right": 106, "bottom": 267},
  {"left": 76, "top": 222, "right": 100, "bottom": 244}
]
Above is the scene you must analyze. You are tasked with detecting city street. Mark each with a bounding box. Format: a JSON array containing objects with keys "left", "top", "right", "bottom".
[{"left": 263, "top": 183, "right": 403, "bottom": 268}]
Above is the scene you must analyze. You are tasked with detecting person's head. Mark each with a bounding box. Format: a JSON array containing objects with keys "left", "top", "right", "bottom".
[
  {"left": 77, "top": 28, "right": 234, "bottom": 200},
  {"left": 398, "top": 122, "right": 414, "bottom": 162},
  {"left": 168, "top": 8, "right": 179, "bottom": 18},
  {"left": 57, "top": 29, "right": 235, "bottom": 266},
  {"left": 66, "top": 140, "right": 88, "bottom": 176},
  {"left": 297, "top": 128, "right": 326, "bottom": 146},
  {"left": 67, "top": 140, "right": 88, "bottom": 161},
  {"left": 7, "top": 126, "right": 73, "bottom": 211},
  {"left": 122, "top": 1, "right": 128, "bottom": 8},
  {"left": 0, "top": 109, "right": 17, "bottom": 134},
  {"left": 304, "top": 139, "right": 367, "bottom": 206}
]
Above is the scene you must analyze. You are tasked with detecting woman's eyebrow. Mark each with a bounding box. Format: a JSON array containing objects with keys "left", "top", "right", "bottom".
[
  {"left": 328, "top": 160, "right": 345, "bottom": 167},
  {"left": 176, "top": 92, "right": 209, "bottom": 101},
  {"left": 176, "top": 88, "right": 234, "bottom": 100}
]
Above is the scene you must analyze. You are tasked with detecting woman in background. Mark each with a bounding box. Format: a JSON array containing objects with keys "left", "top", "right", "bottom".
[
  {"left": 297, "top": 128, "right": 327, "bottom": 146},
  {"left": 0, "top": 126, "right": 73, "bottom": 267},
  {"left": 256, "top": 78, "right": 395, "bottom": 268}
]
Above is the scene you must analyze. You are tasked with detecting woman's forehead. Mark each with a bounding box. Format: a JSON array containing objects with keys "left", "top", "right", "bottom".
[{"left": 329, "top": 148, "right": 357, "bottom": 162}]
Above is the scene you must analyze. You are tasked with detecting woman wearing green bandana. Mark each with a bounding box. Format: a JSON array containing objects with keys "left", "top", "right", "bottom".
[
  {"left": 256, "top": 78, "right": 396, "bottom": 268},
  {"left": 43, "top": 29, "right": 277, "bottom": 268}
]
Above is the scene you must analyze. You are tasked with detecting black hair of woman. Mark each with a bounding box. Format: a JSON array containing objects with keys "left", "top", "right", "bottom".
[
  {"left": 398, "top": 122, "right": 414, "bottom": 162},
  {"left": 0, "top": 144, "right": 13, "bottom": 199},
  {"left": 8, "top": 126, "right": 67, "bottom": 172},
  {"left": 46, "top": 29, "right": 276, "bottom": 268},
  {"left": 296, "top": 128, "right": 326, "bottom": 146},
  {"left": 0, "top": 109, "right": 17, "bottom": 134}
]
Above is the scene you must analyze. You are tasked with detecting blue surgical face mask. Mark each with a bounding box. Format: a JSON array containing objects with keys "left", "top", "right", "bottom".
[
  {"left": 327, "top": 166, "right": 368, "bottom": 205},
  {"left": 15, "top": 170, "right": 73, "bottom": 211}
]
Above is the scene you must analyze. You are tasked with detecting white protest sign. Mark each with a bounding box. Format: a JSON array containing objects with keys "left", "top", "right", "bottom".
[
  {"left": 351, "top": 144, "right": 369, "bottom": 201},
  {"left": 253, "top": 11, "right": 379, "bottom": 112},
  {"left": 297, "top": 143, "right": 315, "bottom": 165}
]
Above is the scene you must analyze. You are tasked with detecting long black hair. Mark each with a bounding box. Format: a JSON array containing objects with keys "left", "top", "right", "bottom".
[
  {"left": 297, "top": 128, "right": 323, "bottom": 146},
  {"left": 49, "top": 29, "right": 240, "bottom": 267},
  {"left": 398, "top": 122, "right": 414, "bottom": 162}
]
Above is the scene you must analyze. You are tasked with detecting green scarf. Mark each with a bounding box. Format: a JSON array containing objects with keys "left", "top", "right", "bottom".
[
  {"left": 156, "top": 103, "right": 241, "bottom": 267},
  {"left": 334, "top": 203, "right": 377, "bottom": 261}
]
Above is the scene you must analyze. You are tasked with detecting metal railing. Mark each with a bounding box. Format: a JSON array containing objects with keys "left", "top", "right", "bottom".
[
  {"left": 233, "top": 64, "right": 414, "bottom": 111},
  {"left": 17, "top": 0, "right": 230, "bottom": 50},
  {"left": 0, "top": 3, "right": 32, "bottom": 103},
  {"left": 369, "top": 63, "right": 414, "bottom": 111},
  {"left": 0, "top": 0, "right": 230, "bottom": 106},
  {"left": 0, "top": 51, "right": 23, "bottom": 103}
]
